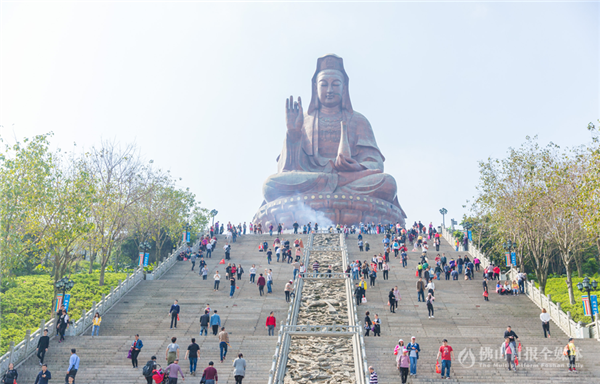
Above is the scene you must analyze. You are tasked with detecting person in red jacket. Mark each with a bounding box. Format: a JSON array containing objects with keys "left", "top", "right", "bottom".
[
  {"left": 257, "top": 274, "right": 266, "bottom": 296},
  {"left": 493, "top": 266, "right": 501, "bottom": 281},
  {"left": 266, "top": 312, "right": 276, "bottom": 336}
]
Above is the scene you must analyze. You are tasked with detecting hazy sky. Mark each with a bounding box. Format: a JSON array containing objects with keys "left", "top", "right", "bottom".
[{"left": 2, "top": 2, "right": 598, "bottom": 228}]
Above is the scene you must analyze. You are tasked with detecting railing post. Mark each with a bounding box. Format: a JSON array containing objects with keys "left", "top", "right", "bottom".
[
  {"left": 24, "top": 329, "right": 32, "bottom": 355},
  {"left": 7, "top": 342, "right": 14, "bottom": 365},
  {"left": 118, "top": 280, "right": 123, "bottom": 298},
  {"left": 567, "top": 311, "right": 573, "bottom": 337},
  {"left": 39, "top": 318, "right": 46, "bottom": 336}
]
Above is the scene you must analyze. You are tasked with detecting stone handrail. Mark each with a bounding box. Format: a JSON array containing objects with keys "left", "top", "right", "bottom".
[
  {"left": 341, "top": 233, "right": 370, "bottom": 384},
  {"left": 0, "top": 243, "right": 188, "bottom": 376},
  {"left": 440, "top": 226, "right": 598, "bottom": 339}
]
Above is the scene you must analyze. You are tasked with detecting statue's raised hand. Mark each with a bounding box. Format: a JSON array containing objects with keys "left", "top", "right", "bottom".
[{"left": 285, "top": 96, "right": 304, "bottom": 132}]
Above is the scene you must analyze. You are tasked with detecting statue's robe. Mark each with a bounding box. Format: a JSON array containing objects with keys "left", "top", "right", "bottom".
[{"left": 263, "top": 110, "right": 399, "bottom": 206}]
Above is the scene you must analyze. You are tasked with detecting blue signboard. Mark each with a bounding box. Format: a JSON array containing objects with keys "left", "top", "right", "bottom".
[
  {"left": 591, "top": 295, "right": 599, "bottom": 316},
  {"left": 186, "top": 231, "right": 190, "bottom": 242},
  {"left": 63, "top": 294, "right": 71, "bottom": 312},
  {"left": 467, "top": 230, "right": 472, "bottom": 242},
  {"left": 144, "top": 252, "right": 150, "bottom": 267},
  {"left": 510, "top": 252, "right": 517, "bottom": 266}
]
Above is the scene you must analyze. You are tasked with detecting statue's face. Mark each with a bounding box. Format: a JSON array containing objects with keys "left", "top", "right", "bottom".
[{"left": 317, "top": 70, "right": 344, "bottom": 108}]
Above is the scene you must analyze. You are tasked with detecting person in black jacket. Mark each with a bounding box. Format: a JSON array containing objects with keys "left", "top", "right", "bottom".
[
  {"left": 2, "top": 363, "right": 17, "bottom": 384},
  {"left": 36, "top": 328, "right": 50, "bottom": 365},
  {"left": 34, "top": 364, "right": 51, "bottom": 384},
  {"left": 388, "top": 288, "right": 396, "bottom": 313},
  {"left": 364, "top": 311, "right": 373, "bottom": 337},
  {"left": 354, "top": 283, "right": 364, "bottom": 306},
  {"left": 142, "top": 356, "right": 157, "bottom": 384},
  {"left": 200, "top": 310, "right": 210, "bottom": 336},
  {"left": 170, "top": 300, "right": 180, "bottom": 329}
]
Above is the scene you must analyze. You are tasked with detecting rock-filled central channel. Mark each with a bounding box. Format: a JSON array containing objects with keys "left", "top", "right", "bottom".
[{"left": 284, "top": 234, "right": 356, "bottom": 383}]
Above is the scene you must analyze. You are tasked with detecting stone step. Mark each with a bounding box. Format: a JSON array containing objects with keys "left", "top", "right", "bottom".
[{"left": 349, "top": 233, "right": 600, "bottom": 384}]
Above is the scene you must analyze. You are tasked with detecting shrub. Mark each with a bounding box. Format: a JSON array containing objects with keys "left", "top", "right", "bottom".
[{"left": 0, "top": 272, "right": 126, "bottom": 355}]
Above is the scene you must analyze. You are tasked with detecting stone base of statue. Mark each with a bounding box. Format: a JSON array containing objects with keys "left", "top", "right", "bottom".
[{"left": 252, "top": 193, "right": 406, "bottom": 228}]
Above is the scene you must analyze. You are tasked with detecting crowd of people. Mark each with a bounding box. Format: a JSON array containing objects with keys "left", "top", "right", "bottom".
[{"left": 10, "top": 219, "right": 580, "bottom": 384}]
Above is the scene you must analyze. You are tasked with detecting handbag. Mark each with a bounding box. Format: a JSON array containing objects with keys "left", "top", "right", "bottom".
[
  {"left": 362, "top": 296, "right": 367, "bottom": 303},
  {"left": 483, "top": 291, "right": 489, "bottom": 297},
  {"left": 127, "top": 348, "right": 132, "bottom": 359},
  {"left": 435, "top": 360, "right": 441, "bottom": 374}
]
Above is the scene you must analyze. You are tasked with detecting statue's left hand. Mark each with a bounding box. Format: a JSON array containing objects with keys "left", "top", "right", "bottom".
[{"left": 335, "top": 154, "right": 363, "bottom": 172}]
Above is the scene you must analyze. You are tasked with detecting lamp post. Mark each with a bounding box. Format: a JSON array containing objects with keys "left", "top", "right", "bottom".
[
  {"left": 55, "top": 277, "right": 75, "bottom": 310},
  {"left": 210, "top": 209, "right": 218, "bottom": 228},
  {"left": 439, "top": 208, "right": 448, "bottom": 227},
  {"left": 503, "top": 240, "right": 517, "bottom": 269},
  {"left": 140, "top": 241, "right": 151, "bottom": 264},
  {"left": 576, "top": 277, "right": 598, "bottom": 323}
]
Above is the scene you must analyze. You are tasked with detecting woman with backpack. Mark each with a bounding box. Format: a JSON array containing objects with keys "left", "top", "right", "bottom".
[{"left": 566, "top": 338, "right": 576, "bottom": 372}]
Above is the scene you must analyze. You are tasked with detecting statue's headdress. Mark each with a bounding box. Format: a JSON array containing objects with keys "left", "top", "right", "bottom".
[{"left": 307, "top": 54, "right": 353, "bottom": 114}]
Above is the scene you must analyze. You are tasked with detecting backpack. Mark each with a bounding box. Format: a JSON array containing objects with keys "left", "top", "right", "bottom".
[
  {"left": 143, "top": 361, "right": 154, "bottom": 377},
  {"left": 563, "top": 345, "right": 570, "bottom": 356}
]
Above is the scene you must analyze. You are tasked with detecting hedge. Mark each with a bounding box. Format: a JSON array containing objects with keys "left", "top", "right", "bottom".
[
  {"left": 0, "top": 272, "right": 126, "bottom": 355},
  {"left": 533, "top": 274, "right": 600, "bottom": 324}
]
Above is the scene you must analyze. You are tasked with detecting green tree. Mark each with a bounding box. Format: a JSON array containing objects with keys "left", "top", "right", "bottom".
[
  {"left": 85, "top": 141, "right": 157, "bottom": 285},
  {"left": 0, "top": 133, "right": 55, "bottom": 281}
]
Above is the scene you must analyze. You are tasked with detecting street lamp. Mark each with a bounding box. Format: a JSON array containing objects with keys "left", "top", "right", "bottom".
[
  {"left": 55, "top": 277, "right": 75, "bottom": 310},
  {"left": 576, "top": 277, "right": 598, "bottom": 323},
  {"left": 439, "top": 208, "right": 448, "bottom": 227},
  {"left": 210, "top": 209, "right": 218, "bottom": 228},
  {"left": 503, "top": 240, "right": 516, "bottom": 252}
]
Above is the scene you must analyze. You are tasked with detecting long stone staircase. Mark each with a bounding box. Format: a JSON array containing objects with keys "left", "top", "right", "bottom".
[
  {"left": 14, "top": 234, "right": 306, "bottom": 383},
  {"left": 13, "top": 231, "right": 600, "bottom": 383},
  {"left": 351, "top": 234, "right": 600, "bottom": 384}
]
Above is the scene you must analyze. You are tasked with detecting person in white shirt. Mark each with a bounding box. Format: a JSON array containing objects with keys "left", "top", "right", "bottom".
[
  {"left": 249, "top": 265, "right": 257, "bottom": 283},
  {"left": 426, "top": 281, "right": 435, "bottom": 295},
  {"left": 540, "top": 308, "right": 551, "bottom": 338},
  {"left": 213, "top": 271, "right": 221, "bottom": 291},
  {"left": 266, "top": 270, "right": 273, "bottom": 293}
]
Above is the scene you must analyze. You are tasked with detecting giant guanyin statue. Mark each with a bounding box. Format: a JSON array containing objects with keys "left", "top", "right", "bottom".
[{"left": 253, "top": 54, "right": 406, "bottom": 227}]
